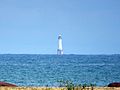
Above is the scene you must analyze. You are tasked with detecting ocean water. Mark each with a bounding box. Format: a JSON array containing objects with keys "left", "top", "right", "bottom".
[{"left": 0, "top": 54, "right": 120, "bottom": 86}]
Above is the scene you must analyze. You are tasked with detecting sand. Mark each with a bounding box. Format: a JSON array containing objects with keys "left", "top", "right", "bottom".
[{"left": 0, "top": 87, "right": 120, "bottom": 90}]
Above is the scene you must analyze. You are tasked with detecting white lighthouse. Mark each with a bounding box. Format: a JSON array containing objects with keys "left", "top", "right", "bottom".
[{"left": 57, "top": 34, "right": 63, "bottom": 55}]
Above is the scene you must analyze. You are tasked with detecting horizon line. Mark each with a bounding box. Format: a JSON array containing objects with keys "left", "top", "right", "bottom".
[{"left": 0, "top": 53, "right": 120, "bottom": 55}]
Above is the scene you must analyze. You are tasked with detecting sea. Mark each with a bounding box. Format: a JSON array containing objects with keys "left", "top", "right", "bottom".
[{"left": 0, "top": 54, "right": 120, "bottom": 86}]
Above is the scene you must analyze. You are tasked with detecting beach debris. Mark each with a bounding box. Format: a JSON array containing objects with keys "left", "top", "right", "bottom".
[
  {"left": 0, "top": 81, "right": 17, "bottom": 87},
  {"left": 108, "top": 82, "right": 120, "bottom": 87}
]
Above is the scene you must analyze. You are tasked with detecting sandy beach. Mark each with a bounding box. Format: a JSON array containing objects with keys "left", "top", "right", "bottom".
[{"left": 0, "top": 87, "right": 120, "bottom": 90}]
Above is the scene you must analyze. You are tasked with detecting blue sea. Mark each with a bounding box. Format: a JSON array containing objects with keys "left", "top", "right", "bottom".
[{"left": 0, "top": 54, "right": 120, "bottom": 86}]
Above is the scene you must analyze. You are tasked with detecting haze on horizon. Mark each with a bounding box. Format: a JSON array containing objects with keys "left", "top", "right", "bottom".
[{"left": 0, "top": 0, "right": 120, "bottom": 54}]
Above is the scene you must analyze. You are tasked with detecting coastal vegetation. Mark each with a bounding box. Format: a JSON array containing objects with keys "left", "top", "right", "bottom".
[{"left": 57, "top": 80, "right": 96, "bottom": 90}]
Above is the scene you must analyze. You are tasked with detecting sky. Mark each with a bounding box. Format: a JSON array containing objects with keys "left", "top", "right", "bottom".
[{"left": 0, "top": 0, "right": 120, "bottom": 54}]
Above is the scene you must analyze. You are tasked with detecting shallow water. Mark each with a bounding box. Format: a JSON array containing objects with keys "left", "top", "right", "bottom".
[{"left": 0, "top": 54, "right": 120, "bottom": 86}]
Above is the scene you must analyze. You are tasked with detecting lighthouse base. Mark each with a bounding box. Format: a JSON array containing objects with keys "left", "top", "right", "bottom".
[{"left": 57, "top": 49, "right": 63, "bottom": 55}]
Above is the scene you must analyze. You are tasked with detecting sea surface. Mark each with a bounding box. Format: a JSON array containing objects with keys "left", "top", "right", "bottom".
[{"left": 0, "top": 54, "right": 120, "bottom": 86}]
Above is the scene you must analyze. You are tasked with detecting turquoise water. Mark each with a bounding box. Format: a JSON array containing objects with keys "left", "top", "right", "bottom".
[{"left": 0, "top": 54, "right": 120, "bottom": 86}]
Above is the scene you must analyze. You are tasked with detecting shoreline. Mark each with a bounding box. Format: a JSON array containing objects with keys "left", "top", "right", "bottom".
[{"left": 0, "top": 87, "right": 120, "bottom": 90}]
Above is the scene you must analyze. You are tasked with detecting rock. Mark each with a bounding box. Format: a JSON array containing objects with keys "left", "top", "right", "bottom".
[
  {"left": 0, "top": 81, "right": 17, "bottom": 87},
  {"left": 108, "top": 82, "right": 120, "bottom": 87}
]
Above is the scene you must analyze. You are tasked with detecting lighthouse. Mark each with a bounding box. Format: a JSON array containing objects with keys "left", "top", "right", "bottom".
[{"left": 57, "top": 35, "right": 63, "bottom": 55}]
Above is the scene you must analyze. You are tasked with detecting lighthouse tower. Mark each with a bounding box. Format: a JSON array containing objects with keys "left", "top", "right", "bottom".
[{"left": 57, "top": 35, "right": 63, "bottom": 55}]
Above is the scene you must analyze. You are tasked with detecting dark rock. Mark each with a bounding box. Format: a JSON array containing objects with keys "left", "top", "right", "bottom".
[
  {"left": 0, "top": 81, "right": 17, "bottom": 87},
  {"left": 108, "top": 82, "right": 120, "bottom": 87}
]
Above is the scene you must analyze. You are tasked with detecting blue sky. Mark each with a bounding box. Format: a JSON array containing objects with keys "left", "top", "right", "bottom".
[{"left": 0, "top": 0, "right": 120, "bottom": 54}]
